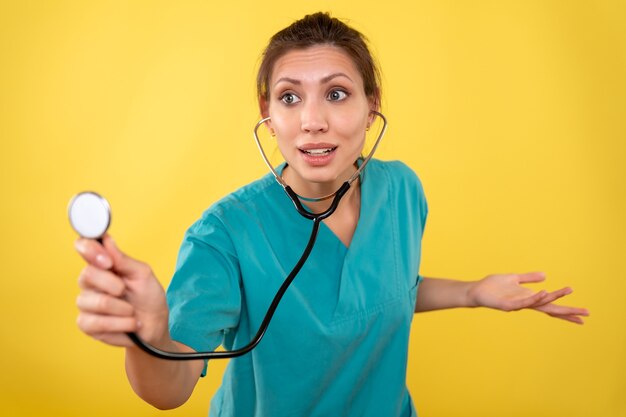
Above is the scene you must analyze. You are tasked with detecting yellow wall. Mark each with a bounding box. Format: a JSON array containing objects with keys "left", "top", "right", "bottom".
[{"left": 1, "top": 1, "right": 624, "bottom": 415}]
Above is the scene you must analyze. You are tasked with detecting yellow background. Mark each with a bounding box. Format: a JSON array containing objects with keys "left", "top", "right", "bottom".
[{"left": 1, "top": 0, "right": 624, "bottom": 416}]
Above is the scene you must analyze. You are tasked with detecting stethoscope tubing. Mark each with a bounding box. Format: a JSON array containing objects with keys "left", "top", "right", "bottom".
[
  {"left": 126, "top": 187, "right": 347, "bottom": 360},
  {"left": 126, "top": 111, "right": 386, "bottom": 360}
]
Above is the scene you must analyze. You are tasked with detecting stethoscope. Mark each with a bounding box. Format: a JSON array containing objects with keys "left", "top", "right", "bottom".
[{"left": 68, "top": 110, "right": 387, "bottom": 360}]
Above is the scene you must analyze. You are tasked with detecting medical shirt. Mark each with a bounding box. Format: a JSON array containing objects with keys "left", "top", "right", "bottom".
[{"left": 167, "top": 159, "right": 428, "bottom": 417}]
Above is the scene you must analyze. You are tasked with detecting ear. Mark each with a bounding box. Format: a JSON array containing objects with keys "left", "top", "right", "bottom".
[
  {"left": 259, "top": 96, "right": 270, "bottom": 120},
  {"left": 258, "top": 96, "right": 275, "bottom": 136},
  {"left": 367, "top": 90, "right": 381, "bottom": 126}
]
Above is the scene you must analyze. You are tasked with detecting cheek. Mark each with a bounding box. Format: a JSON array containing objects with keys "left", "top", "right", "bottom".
[
  {"left": 267, "top": 111, "right": 293, "bottom": 136},
  {"left": 271, "top": 118, "right": 295, "bottom": 153},
  {"left": 334, "top": 113, "right": 369, "bottom": 140}
]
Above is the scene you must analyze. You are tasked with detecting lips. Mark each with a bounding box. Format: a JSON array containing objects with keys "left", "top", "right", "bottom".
[
  {"left": 298, "top": 143, "right": 337, "bottom": 155},
  {"left": 297, "top": 143, "right": 338, "bottom": 166},
  {"left": 299, "top": 147, "right": 337, "bottom": 156}
]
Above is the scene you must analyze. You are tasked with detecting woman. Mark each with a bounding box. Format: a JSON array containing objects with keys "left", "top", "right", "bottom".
[{"left": 74, "top": 12, "right": 588, "bottom": 416}]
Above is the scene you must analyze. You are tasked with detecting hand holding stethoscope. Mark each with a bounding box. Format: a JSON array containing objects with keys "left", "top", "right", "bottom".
[{"left": 73, "top": 224, "right": 173, "bottom": 351}]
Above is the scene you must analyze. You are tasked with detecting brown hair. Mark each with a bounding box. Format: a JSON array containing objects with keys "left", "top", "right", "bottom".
[{"left": 257, "top": 12, "right": 381, "bottom": 106}]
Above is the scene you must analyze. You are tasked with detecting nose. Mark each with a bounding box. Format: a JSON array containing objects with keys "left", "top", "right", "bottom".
[{"left": 300, "top": 100, "right": 328, "bottom": 133}]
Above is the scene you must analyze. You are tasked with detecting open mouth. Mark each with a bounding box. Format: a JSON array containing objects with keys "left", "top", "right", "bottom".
[{"left": 299, "top": 147, "right": 337, "bottom": 156}]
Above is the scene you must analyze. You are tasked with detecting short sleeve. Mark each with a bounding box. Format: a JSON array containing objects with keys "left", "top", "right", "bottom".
[
  {"left": 390, "top": 160, "right": 428, "bottom": 234},
  {"left": 166, "top": 212, "right": 242, "bottom": 375},
  {"left": 413, "top": 169, "right": 428, "bottom": 282},
  {"left": 416, "top": 173, "right": 428, "bottom": 283},
  {"left": 388, "top": 160, "right": 428, "bottom": 284},
  {"left": 415, "top": 171, "right": 428, "bottom": 235}
]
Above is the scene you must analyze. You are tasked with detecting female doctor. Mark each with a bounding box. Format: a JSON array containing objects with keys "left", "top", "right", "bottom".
[{"left": 74, "top": 12, "right": 589, "bottom": 417}]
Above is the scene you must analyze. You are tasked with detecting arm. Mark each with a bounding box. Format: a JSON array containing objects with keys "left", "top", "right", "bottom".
[
  {"left": 125, "top": 340, "right": 204, "bottom": 409},
  {"left": 75, "top": 236, "right": 204, "bottom": 409},
  {"left": 415, "top": 272, "right": 589, "bottom": 324},
  {"left": 414, "top": 277, "right": 476, "bottom": 312}
]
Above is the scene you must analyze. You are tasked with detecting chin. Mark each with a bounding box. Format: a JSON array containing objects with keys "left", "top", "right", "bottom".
[
  {"left": 298, "top": 170, "right": 340, "bottom": 185},
  {"left": 291, "top": 163, "right": 354, "bottom": 185}
]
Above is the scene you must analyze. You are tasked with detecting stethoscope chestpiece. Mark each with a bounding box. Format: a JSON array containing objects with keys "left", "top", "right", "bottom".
[{"left": 68, "top": 191, "right": 111, "bottom": 240}]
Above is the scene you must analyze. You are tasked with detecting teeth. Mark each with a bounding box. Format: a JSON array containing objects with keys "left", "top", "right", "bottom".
[{"left": 303, "top": 148, "right": 334, "bottom": 155}]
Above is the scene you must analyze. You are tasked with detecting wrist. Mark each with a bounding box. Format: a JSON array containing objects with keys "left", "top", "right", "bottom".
[
  {"left": 127, "top": 315, "right": 173, "bottom": 351},
  {"left": 126, "top": 331, "right": 178, "bottom": 360},
  {"left": 464, "top": 280, "right": 481, "bottom": 308},
  {"left": 144, "top": 325, "right": 174, "bottom": 350}
]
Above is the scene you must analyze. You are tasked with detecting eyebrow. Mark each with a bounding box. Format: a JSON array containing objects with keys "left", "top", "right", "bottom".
[{"left": 273, "top": 72, "right": 354, "bottom": 88}]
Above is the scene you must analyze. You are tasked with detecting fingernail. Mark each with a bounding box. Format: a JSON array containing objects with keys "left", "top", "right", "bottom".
[
  {"left": 96, "top": 254, "right": 112, "bottom": 269},
  {"left": 75, "top": 240, "right": 86, "bottom": 253}
]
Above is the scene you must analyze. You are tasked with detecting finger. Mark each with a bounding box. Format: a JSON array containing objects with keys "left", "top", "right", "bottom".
[
  {"left": 77, "top": 265, "right": 126, "bottom": 297},
  {"left": 535, "top": 303, "right": 590, "bottom": 317},
  {"left": 102, "top": 235, "right": 152, "bottom": 279},
  {"left": 91, "top": 333, "right": 137, "bottom": 348},
  {"left": 77, "top": 312, "right": 140, "bottom": 335},
  {"left": 517, "top": 271, "right": 546, "bottom": 284},
  {"left": 76, "top": 290, "right": 134, "bottom": 316},
  {"left": 75, "top": 238, "right": 113, "bottom": 269},
  {"left": 504, "top": 290, "right": 548, "bottom": 311},
  {"left": 527, "top": 287, "right": 573, "bottom": 307},
  {"left": 539, "top": 312, "right": 585, "bottom": 325}
]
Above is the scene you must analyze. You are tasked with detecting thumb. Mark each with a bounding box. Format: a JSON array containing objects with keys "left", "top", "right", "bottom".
[
  {"left": 102, "top": 235, "right": 146, "bottom": 278},
  {"left": 518, "top": 271, "right": 547, "bottom": 284}
]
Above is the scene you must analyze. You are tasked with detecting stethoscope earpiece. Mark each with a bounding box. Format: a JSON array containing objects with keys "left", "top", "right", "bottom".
[{"left": 252, "top": 110, "right": 387, "bottom": 203}]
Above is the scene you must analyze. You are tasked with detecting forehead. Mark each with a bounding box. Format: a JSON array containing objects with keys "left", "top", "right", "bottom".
[{"left": 270, "top": 45, "right": 364, "bottom": 87}]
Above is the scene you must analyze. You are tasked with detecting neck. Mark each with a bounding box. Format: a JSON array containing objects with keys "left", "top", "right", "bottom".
[
  {"left": 301, "top": 176, "right": 360, "bottom": 214},
  {"left": 281, "top": 163, "right": 360, "bottom": 214}
]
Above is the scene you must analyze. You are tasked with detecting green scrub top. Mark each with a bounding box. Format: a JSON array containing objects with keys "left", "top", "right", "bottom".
[{"left": 167, "top": 159, "right": 428, "bottom": 417}]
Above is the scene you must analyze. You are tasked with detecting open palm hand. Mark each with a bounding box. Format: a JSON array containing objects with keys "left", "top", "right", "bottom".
[{"left": 467, "top": 272, "right": 589, "bottom": 324}]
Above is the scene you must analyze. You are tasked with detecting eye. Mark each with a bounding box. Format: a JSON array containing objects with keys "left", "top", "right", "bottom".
[
  {"left": 279, "top": 92, "right": 301, "bottom": 105},
  {"left": 327, "top": 89, "right": 349, "bottom": 101}
]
